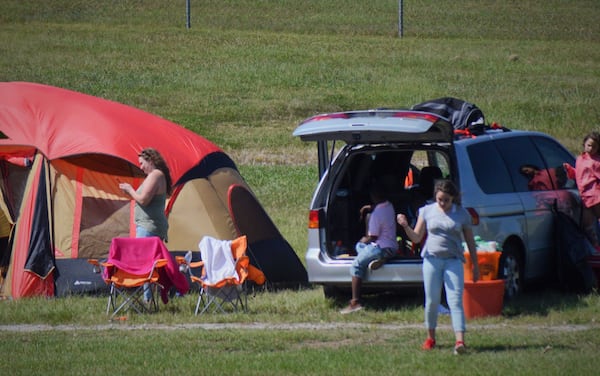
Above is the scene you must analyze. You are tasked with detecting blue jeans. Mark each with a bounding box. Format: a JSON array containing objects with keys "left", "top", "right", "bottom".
[
  {"left": 422, "top": 255, "right": 465, "bottom": 333},
  {"left": 136, "top": 226, "right": 159, "bottom": 302},
  {"left": 136, "top": 226, "right": 156, "bottom": 238},
  {"left": 351, "top": 242, "right": 394, "bottom": 279}
]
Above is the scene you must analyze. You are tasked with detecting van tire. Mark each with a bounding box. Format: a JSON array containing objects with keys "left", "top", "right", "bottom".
[{"left": 499, "top": 243, "right": 523, "bottom": 299}]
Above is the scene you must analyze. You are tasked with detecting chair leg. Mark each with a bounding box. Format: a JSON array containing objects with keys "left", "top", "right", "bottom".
[
  {"left": 110, "top": 286, "right": 142, "bottom": 319},
  {"left": 241, "top": 284, "right": 248, "bottom": 312},
  {"left": 197, "top": 290, "right": 227, "bottom": 315},
  {"left": 107, "top": 284, "right": 116, "bottom": 315},
  {"left": 195, "top": 285, "right": 249, "bottom": 315},
  {"left": 107, "top": 283, "right": 162, "bottom": 319},
  {"left": 110, "top": 285, "right": 143, "bottom": 317},
  {"left": 147, "top": 283, "right": 161, "bottom": 313},
  {"left": 194, "top": 287, "right": 206, "bottom": 316}
]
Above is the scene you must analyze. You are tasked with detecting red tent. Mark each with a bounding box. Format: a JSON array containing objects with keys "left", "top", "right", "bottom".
[
  {"left": 0, "top": 82, "right": 306, "bottom": 298},
  {"left": 0, "top": 81, "right": 220, "bottom": 184}
]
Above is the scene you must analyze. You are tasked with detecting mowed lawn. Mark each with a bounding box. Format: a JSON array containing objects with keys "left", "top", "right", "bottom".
[{"left": 1, "top": 1, "right": 600, "bottom": 375}]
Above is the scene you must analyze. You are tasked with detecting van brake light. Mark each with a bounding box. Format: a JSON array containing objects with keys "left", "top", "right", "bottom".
[
  {"left": 301, "top": 113, "right": 350, "bottom": 124},
  {"left": 308, "top": 210, "right": 320, "bottom": 229},
  {"left": 391, "top": 112, "right": 439, "bottom": 123}
]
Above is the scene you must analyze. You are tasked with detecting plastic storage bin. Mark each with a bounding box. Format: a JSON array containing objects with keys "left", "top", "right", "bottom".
[
  {"left": 464, "top": 251, "right": 501, "bottom": 281},
  {"left": 463, "top": 279, "right": 505, "bottom": 318}
]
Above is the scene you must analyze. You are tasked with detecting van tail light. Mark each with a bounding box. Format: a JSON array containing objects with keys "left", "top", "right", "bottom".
[
  {"left": 466, "top": 207, "right": 480, "bottom": 226},
  {"left": 301, "top": 113, "right": 350, "bottom": 124},
  {"left": 308, "top": 209, "right": 320, "bottom": 229},
  {"left": 391, "top": 111, "right": 439, "bottom": 123}
]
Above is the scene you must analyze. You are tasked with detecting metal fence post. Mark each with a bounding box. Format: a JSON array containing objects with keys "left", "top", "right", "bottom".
[
  {"left": 186, "top": 0, "right": 191, "bottom": 29},
  {"left": 398, "top": 0, "right": 404, "bottom": 38}
]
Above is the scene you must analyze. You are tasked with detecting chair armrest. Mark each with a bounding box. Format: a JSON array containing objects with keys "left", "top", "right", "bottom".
[
  {"left": 154, "top": 259, "right": 168, "bottom": 268},
  {"left": 89, "top": 258, "right": 114, "bottom": 268},
  {"left": 174, "top": 255, "right": 203, "bottom": 269},
  {"left": 186, "top": 261, "right": 206, "bottom": 281},
  {"left": 190, "top": 275, "right": 203, "bottom": 284},
  {"left": 175, "top": 255, "right": 204, "bottom": 276},
  {"left": 147, "top": 258, "right": 168, "bottom": 279}
]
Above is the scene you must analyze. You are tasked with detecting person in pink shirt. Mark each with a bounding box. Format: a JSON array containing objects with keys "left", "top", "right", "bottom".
[
  {"left": 575, "top": 131, "right": 600, "bottom": 250},
  {"left": 340, "top": 185, "right": 398, "bottom": 314}
]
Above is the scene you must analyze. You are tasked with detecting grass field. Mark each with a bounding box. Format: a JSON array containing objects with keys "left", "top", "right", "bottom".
[
  {"left": 1, "top": 1, "right": 600, "bottom": 374},
  {"left": 1, "top": 287, "right": 600, "bottom": 375},
  {"left": 2, "top": 1, "right": 599, "bottom": 254}
]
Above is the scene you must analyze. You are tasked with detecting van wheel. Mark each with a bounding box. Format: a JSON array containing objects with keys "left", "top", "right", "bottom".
[{"left": 499, "top": 244, "right": 523, "bottom": 299}]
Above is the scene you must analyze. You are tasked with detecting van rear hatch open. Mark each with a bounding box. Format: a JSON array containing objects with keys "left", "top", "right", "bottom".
[{"left": 293, "top": 110, "right": 454, "bottom": 144}]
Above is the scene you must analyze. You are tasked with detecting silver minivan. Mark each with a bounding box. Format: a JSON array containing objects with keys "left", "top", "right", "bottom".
[{"left": 293, "top": 109, "right": 580, "bottom": 299}]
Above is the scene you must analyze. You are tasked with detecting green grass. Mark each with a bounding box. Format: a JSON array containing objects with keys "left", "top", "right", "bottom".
[
  {"left": 2, "top": 325, "right": 599, "bottom": 375},
  {"left": 1, "top": 288, "right": 600, "bottom": 375},
  {"left": 1, "top": 1, "right": 600, "bottom": 374}
]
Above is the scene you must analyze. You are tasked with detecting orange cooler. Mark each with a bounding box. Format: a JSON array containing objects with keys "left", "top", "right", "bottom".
[
  {"left": 464, "top": 251, "right": 501, "bottom": 281},
  {"left": 463, "top": 279, "right": 505, "bottom": 318}
]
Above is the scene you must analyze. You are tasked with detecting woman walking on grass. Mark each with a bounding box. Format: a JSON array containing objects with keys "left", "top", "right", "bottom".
[{"left": 397, "top": 179, "right": 479, "bottom": 355}]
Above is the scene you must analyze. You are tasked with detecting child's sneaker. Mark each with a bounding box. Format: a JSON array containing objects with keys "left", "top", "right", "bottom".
[
  {"left": 369, "top": 257, "right": 387, "bottom": 270},
  {"left": 340, "top": 300, "right": 363, "bottom": 314},
  {"left": 421, "top": 338, "right": 436, "bottom": 350},
  {"left": 453, "top": 341, "right": 467, "bottom": 355}
]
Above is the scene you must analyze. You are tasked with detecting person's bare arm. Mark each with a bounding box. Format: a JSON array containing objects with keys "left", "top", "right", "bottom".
[
  {"left": 397, "top": 214, "right": 426, "bottom": 243},
  {"left": 119, "top": 170, "right": 163, "bottom": 206}
]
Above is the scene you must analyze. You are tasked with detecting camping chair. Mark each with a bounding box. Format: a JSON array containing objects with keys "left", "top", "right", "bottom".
[
  {"left": 178, "top": 235, "right": 265, "bottom": 315},
  {"left": 88, "top": 237, "right": 177, "bottom": 319}
]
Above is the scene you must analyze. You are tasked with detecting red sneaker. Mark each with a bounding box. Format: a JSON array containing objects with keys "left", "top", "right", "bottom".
[
  {"left": 422, "top": 338, "right": 436, "bottom": 350},
  {"left": 454, "top": 341, "right": 467, "bottom": 355}
]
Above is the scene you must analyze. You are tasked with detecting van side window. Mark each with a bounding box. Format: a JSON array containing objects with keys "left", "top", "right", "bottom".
[
  {"left": 530, "top": 136, "right": 576, "bottom": 190},
  {"left": 495, "top": 137, "right": 550, "bottom": 192},
  {"left": 467, "top": 142, "right": 513, "bottom": 194}
]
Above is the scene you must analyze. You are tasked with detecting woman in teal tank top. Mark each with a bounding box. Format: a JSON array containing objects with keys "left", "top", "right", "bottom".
[
  {"left": 119, "top": 148, "right": 172, "bottom": 239},
  {"left": 119, "top": 148, "right": 173, "bottom": 301}
]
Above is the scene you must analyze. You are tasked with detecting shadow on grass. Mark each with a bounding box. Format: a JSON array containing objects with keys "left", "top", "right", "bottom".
[
  {"left": 364, "top": 289, "right": 426, "bottom": 311},
  {"left": 328, "top": 281, "right": 598, "bottom": 317},
  {"left": 328, "top": 287, "right": 425, "bottom": 311},
  {"left": 472, "top": 343, "right": 575, "bottom": 353},
  {"left": 502, "top": 283, "right": 597, "bottom": 317}
]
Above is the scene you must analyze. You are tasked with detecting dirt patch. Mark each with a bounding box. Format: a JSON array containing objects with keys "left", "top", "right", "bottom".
[{"left": 0, "top": 322, "right": 597, "bottom": 333}]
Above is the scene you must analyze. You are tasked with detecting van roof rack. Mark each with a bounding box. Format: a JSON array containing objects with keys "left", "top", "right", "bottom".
[{"left": 454, "top": 122, "right": 511, "bottom": 140}]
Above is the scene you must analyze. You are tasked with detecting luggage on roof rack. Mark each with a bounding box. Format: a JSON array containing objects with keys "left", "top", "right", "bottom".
[{"left": 412, "top": 97, "right": 486, "bottom": 135}]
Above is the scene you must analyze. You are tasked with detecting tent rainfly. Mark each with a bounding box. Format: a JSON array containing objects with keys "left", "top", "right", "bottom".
[{"left": 0, "top": 82, "right": 307, "bottom": 298}]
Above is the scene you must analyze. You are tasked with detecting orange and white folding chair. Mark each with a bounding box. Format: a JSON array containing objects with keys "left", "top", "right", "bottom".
[
  {"left": 89, "top": 237, "right": 178, "bottom": 319},
  {"left": 178, "top": 235, "right": 265, "bottom": 315}
]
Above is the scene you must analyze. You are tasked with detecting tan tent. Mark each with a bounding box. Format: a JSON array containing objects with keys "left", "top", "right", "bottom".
[{"left": 0, "top": 82, "right": 306, "bottom": 298}]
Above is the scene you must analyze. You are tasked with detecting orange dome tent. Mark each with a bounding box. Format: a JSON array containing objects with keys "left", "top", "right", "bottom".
[{"left": 0, "top": 82, "right": 306, "bottom": 298}]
